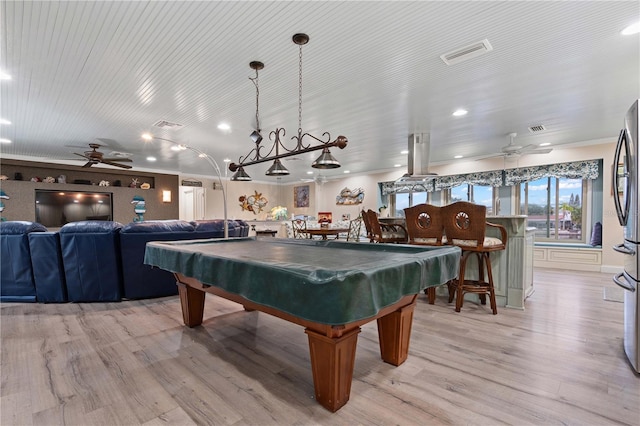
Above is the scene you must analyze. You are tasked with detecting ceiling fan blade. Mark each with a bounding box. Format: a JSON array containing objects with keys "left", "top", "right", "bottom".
[
  {"left": 102, "top": 160, "right": 132, "bottom": 169},
  {"left": 474, "top": 152, "right": 504, "bottom": 161},
  {"left": 82, "top": 161, "right": 95, "bottom": 168},
  {"left": 101, "top": 157, "right": 132, "bottom": 162},
  {"left": 73, "top": 152, "right": 89, "bottom": 158}
]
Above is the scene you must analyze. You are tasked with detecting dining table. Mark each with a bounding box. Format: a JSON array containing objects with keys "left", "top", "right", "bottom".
[{"left": 305, "top": 227, "right": 350, "bottom": 240}]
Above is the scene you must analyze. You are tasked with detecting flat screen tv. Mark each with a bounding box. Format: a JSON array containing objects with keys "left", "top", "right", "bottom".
[{"left": 35, "top": 189, "right": 113, "bottom": 227}]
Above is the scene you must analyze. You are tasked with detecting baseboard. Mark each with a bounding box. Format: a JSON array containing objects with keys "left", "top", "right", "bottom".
[{"left": 601, "top": 264, "right": 624, "bottom": 274}]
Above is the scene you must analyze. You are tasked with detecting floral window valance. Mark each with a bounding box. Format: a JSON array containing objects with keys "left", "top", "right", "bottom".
[
  {"left": 381, "top": 180, "right": 434, "bottom": 195},
  {"left": 381, "top": 159, "right": 600, "bottom": 195},
  {"left": 433, "top": 170, "right": 503, "bottom": 191},
  {"left": 503, "top": 159, "right": 599, "bottom": 186}
]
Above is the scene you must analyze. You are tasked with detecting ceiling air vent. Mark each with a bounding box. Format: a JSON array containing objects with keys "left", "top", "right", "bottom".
[
  {"left": 528, "top": 124, "right": 546, "bottom": 133},
  {"left": 153, "top": 120, "right": 184, "bottom": 129},
  {"left": 440, "top": 39, "right": 493, "bottom": 65}
]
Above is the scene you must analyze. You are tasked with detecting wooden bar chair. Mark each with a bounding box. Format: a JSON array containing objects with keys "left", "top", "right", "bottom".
[
  {"left": 363, "top": 209, "right": 407, "bottom": 243},
  {"left": 404, "top": 204, "right": 455, "bottom": 304},
  {"left": 442, "top": 201, "right": 507, "bottom": 315}
]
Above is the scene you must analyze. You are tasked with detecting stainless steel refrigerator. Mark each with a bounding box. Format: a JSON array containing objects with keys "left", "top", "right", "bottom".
[{"left": 613, "top": 99, "right": 640, "bottom": 373}]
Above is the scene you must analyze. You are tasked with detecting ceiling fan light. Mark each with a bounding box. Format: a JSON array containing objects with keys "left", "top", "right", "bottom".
[
  {"left": 231, "top": 166, "right": 252, "bottom": 181},
  {"left": 312, "top": 148, "right": 340, "bottom": 169},
  {"left": 265, "top": 159, "right": 290, "bottom": 176}
]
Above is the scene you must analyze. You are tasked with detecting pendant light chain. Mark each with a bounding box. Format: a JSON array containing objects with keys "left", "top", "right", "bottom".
[
  {"left": 298, "top": 43, "right": 303, "bottom": 135},
  {"left": 250, "top": 67, "right": 261, "bottom": 132}
]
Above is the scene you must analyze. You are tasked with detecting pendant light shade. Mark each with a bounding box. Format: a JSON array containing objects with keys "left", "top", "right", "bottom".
[
  {"left": 231, "top": 166, "right": 252, "bottom": 181},
  {"left": 265, "top": 159, "right": 290, "bottom": 176},
  {"left": 312, "top": 148, "right": 341, "bottom": 169}
]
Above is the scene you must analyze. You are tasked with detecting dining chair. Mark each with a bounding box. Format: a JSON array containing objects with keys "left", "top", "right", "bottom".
[
  {"left": 363, "top": 209, "right": 408, "bottom": 243},
  {"left": 291, "top": 219, "right": 309, "bottom": 239},
  {"left": 361, "top": 209, "right": 373, "bottom": 242},
  {"left": 346, "top": 216, "right": 363, "bottom": 241},
  {"left": 404, "top": 204, "right": 455, "bottom": 304},
  {"left": 442, "top": 201, "right": 507, "bottom": 314}
]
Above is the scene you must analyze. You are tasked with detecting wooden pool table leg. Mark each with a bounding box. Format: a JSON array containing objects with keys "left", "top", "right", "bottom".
[
  {"left": 177, "top": 281, "right": 205, "bottom": 327},
  {"left": 305, "top": 327, "right": 360, "bottom": 412},
  {"left": 376, "top": 301, "right": 416, "bottom": 366}
]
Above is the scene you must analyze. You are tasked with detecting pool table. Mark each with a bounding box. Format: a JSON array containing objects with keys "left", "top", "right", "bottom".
[{"left": 144, "top": 238, "right": 460, "bottom": 411}]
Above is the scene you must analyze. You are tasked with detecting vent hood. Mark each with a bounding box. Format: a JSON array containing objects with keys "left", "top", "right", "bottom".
[{"left": 396, "top": 133, "right": 437, "bottom": 183}]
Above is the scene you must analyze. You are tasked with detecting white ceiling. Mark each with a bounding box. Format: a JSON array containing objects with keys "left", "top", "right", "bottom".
[{"left": 1, "top": 1, "right": 638, "bottom": 183}]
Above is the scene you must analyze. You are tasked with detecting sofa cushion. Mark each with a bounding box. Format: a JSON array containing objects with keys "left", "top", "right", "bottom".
[
  {"left": 59, "top": 221, "right": 124, "bottom": 302},
  {"left": 60, "top": 220, "right": 123, "bottom": 234},
  {"left": 0, "top": 221, "right": 47, "bottom": 302},
  {"left": 191, "top": 219, "right": 227, "bottom": 237},
  {"left": 121, "top": 220, "right": 195, "bottom": 234},
  {"left": 0, "top": 221, "right": 47, "bottom": 234},
  {"left": 29, "top": 232, "right": 68, "bottom": 303},
  {"left": 120, "top": 220, "right": 198, "bottom": 299}
]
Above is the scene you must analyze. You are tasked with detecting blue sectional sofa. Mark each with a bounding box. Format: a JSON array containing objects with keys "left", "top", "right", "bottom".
[{"left": 0, "top": 219, "right": 248, "bottom": 303}]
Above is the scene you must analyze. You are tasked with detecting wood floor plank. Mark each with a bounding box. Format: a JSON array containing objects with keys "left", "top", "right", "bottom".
[{"left": 1, "top": 268, "right": 639, "bottom": 425}]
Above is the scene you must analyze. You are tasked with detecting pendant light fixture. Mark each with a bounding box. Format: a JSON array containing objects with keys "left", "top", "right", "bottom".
[{"left": 228, "top": 33, "right": 347, "bottom": 181}]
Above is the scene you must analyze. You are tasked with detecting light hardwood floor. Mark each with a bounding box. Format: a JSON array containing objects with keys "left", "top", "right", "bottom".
[{"left": 2, "top": 268, "right": 639, "bottom": 425}]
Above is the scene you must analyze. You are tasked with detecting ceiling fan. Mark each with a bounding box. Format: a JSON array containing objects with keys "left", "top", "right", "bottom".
[
  {"left": 491, "top": 132, "right": 553, "bottom": 159},
  {"left": 73, "top": 143, "right": 133, "bottom": 169},
  {"left": 300, "top": 174, "right": 328, "bottom": 185}
]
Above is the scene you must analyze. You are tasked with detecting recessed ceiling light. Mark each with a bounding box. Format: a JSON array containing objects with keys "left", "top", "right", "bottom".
[
  {"left": 0, "top": 71, "right": 11, "bottom": 80},
  {"left": 223, "top": 158, "right": 231, "bottom": 163},
  {"left": 217, "top": 123, "right": 231, "bottom": 131},
  {"left": 343, "top": 170, "right": 350, "bottom": 174},
  {"left": 0, "top": 138, "right": 11, "bottom": 144},
  {"left": 400, "top": 150, "right": 409, "bottom": 155},
  {"left": 539, "top": 142, "right": 551, "bottom": 147},
  {"left": 307, "top": 171, "right": 313, "bottom": 175},
  {"left": 622, "top": 22, "right": 640, "bottom": 35},
  {"left": 452, "top": 109, "right": 468, "bottom": 117},
  {"left": 394, "top": 164, "right": 402, "bottom": 168},
  {"left": 146, "top": 156, "right": 157, "bottom": 162},
  {"left": 454, "top": 155, "right": 463, "bottom": 159},
  {"left": 0, "top": 118, "right": 11, "bottom": 125}
]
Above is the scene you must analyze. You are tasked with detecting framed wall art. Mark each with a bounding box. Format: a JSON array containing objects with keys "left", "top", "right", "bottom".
[{"left": 294, "top": 185, "right": 310, "bottom": 208}]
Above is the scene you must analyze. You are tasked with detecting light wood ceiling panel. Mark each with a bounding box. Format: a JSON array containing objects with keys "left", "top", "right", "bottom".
[{"left": 1, "top": 1, "right": 638, "bottom": 182}]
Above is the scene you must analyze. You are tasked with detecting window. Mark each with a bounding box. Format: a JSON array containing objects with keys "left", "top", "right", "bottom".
[
  {"left": 520, "top": 177, "right": 586, "bottom": 242},
  {"left": 446, "top": 184, "right": 495, "bottom": 214},
  {"left": 451, "top": 184, "right": 469, "bottom": 202},
  {"left": 391, "top": 191, "right": 431, "bottom": 216}
]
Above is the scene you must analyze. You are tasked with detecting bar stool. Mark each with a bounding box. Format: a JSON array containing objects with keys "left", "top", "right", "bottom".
[
  {"left": 442, "top": 201, "right": 507, "bottom": 315},
  {"left": 404, "top": 204, "right": 455, "bottom": 304}
]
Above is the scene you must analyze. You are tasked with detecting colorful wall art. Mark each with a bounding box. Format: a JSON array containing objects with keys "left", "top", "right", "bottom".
[
  {"left": 336, "top": 187, "right": 364, "bottom": 205},
  {"left": 239, "top": 191, "right": 268, "bottom": 214}
]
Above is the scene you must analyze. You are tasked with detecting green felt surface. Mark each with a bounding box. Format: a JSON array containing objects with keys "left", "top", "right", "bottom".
[{"left": 144, "top": 238, "right": 460, "bottom": 325}]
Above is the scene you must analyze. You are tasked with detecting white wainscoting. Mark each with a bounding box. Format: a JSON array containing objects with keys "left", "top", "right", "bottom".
[{"left": 534, "top": 246, "right": 602, "bottom": 272}]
